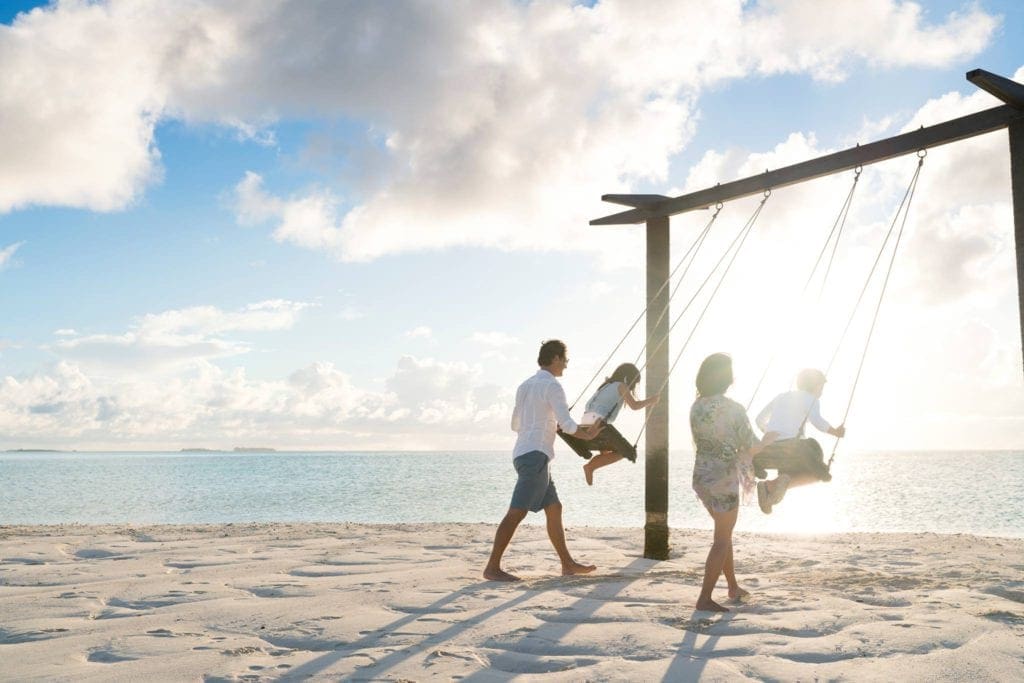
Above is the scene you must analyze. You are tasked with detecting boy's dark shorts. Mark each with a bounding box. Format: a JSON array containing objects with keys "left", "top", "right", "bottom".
[{"left": 753, "top": 438, "right": 832, "bottom": 482}]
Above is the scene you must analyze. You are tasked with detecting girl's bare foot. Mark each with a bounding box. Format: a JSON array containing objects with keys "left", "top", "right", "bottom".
[
  {"left": 583, "top": 463, "right": 594, "bottom": 486},
  {"left": 483, "top": 567, "right": 521, "bottom": 582},
  {"left": 562, "top": 561, "right": 597, "bottom": 576},
  {"left": 695, "top": 597, "right": 729, "bottom": 612},
  {"left": 728, "top": 586, "right": 750, "bottom": 602}
]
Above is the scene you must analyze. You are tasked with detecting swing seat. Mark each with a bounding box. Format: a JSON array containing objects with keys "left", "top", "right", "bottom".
[
  {"left": 753, "top": 438, "right": 831, "bottom": 482},
  {"left": 557, "top": 425, "right": 638, "bottom": 463}
]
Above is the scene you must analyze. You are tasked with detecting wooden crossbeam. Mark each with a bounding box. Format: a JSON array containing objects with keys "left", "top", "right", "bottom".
[
  {"left": 968, "top": 68, "right": 1024, "bottom": 109},
  {"left": 601, "top": 194, "right": 672, "bottom": 209},
  {"left": 592, "top": 104, "right": 1024, "bottom": 225}
]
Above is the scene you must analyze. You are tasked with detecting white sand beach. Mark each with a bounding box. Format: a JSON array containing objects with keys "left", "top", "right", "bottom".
[{"left": 1, "top": 522, "right": 1022, "bottom": 681}]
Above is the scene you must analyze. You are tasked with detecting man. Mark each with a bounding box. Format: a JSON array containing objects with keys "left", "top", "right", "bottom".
[
  {"left": 483, "top": 339, "right": 602, "bottom": 582},
  {"left": 753, "top": 368, "right": 846, "bottom": 514}
]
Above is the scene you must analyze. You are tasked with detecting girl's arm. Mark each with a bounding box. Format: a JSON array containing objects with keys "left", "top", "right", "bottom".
[{"left": 619, "top": 383, "right": 660, "bottom": 410}]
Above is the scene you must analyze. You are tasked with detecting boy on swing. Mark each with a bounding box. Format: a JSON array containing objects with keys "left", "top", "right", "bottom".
[{"left": 753, "top": 368, "right": 846, "bottom": 514}]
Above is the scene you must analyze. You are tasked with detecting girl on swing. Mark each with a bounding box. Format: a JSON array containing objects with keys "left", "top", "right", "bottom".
[{"left": 558, "top": 363, "right": 660, "bottom": 486}]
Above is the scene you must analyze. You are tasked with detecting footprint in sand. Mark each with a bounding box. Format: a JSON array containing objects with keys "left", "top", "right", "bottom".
[
  {"left": 86, "top": 648, "right": 137, "bottom": 663},
  {"left": 74, "top": 549, "right": 122, "bottom": 560},
  {"left": 0, "top": 628, "right": 69, "bottom": 644},
  {"left": 982, "top": 610, "right": 1024, "bottom": 625},
  {"left": 2, "top": 557, "right": 47, "bottom": 565}
]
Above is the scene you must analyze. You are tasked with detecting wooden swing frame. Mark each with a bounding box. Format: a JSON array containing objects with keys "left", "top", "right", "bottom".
[{"left": 591, "top": 69, "right": 1024, "bottom": 560}]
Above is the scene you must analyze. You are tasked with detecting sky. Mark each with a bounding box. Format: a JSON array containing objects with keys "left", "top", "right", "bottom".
[{"left": 1, "top": 0, "right": 1022, "bottom": 452}]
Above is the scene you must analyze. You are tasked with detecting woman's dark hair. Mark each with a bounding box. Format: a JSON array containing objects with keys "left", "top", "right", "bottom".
[
  {"left": 537, "top": 339, "right": 567, "bottom": 366},
  {"left": 600, "top": 362, "right": 641, "bottom": 391},
  {"left": 695, "top": 352, "right": 733, "bottom": 397}
]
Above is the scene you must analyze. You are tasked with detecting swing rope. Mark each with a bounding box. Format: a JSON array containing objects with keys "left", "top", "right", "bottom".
[
  {"left": 828, "top": 151, "right": 925, "bottom": 468},
  {"left": 745, "top": 166, "right": 862, "bottom": 411},
  {"left": 569, "top": 203, "right": 723, "bottom": 410},
  {"left": 637, "top": 194, "right": 769, "bottom": 377},
  {"left": 825, "top": 154, "right": 924, "bottom": 379},
  {"left": 633, "top": 191, "right": 772, "bottom": 447},
  {"left": 632, "top": 205, "right": 722, "bottom": 368}
]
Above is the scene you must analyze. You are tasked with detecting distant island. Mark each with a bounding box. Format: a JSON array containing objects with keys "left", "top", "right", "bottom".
[
  {"left": 178, "top": 447, "right": 278, "bottom": 453},
  {"left": 5, "top": 448, "right": 63, "bottom": 453}
]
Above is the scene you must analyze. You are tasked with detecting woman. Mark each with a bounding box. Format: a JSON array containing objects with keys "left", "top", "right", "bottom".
[
  {"left": 560, "top": 362, "right": 660, "bottom": 486},
  {"left": 690, "top": 353, "right": 776, "bottom": 612}
]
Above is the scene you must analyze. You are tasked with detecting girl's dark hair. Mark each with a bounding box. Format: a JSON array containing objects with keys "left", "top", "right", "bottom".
[
  {"left": 695, "top": 353, "right": 733, "bottom": 398},
  {"left": 599, "top": 362, "right": 641, "bottom": 391},
  {"left": 537, "top": 339, "right": 567, "bottom": 366}
]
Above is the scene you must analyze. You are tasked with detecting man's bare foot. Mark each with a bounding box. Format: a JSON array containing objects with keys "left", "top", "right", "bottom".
[
  {"left": 695, "top": 598, "right": 729, "bottom": 612},
  {"left": 728, "top": 586, "right": 750, "bottom": 602},
  {"left": 583, "top": 464, "right": 594, "bottom": 486},
  {"left": 561, "top": 561, "right": 597, "bottom": 576},
  {"left": 483, "top": 567, "right": 521, "bottom": 582}
]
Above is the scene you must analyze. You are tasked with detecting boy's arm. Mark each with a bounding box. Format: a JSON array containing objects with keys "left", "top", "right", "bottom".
[
  {"left": 754, "top": 397, "right": 773, "bottom": 433},
  {"left": 809, "top": 399, "right": 845, "bottom": 437}
]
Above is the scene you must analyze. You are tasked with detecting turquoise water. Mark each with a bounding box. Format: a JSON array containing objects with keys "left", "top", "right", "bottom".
[{"left": 1, "top": 450, "right": 1021, "bottom": 537}]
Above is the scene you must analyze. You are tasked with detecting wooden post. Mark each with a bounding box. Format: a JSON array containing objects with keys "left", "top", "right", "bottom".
[
  {"left": 1010, "top": 119, "right": 1024, "bottom": 369},
  {"left": 644, "top": 216, "right": 670, "bottom": 560}
]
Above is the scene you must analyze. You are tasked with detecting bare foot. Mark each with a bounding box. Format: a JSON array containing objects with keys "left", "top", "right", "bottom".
[
  {"left": 695, "top": 598, "right": 729, "bottom": 612},
  {"left": 728, "top": 586, "right": 750, "bottom": 602},
  {"left": 483, "top": 567, "right": 521, "bottom": 582},
  {"left": 583, "top": 464, "right": 594, "bottom": 486},
  {"left": 562, "top": 561, "right": 597, "bottom": 576}
]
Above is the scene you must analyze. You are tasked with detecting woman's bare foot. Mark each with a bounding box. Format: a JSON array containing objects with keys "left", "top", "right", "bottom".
[
  {"left": 562, "top": 561, "right": 597, "bottom": 576},
  {"left": 695, "top": 597, "right": 729, "bottom": 612},
  {"left": 728, "top": 586, "right": 750, "bottom": 602},
  {"left": 483, "top": 567, "right": 521, "bottom": 582},
  {"left": 583, "top": 463, "right": 594, "bottom": 486}
]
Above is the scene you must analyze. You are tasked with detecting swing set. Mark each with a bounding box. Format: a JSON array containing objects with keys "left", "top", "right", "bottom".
[{"left": 587, "top": 69, "right": 1024, "bottom": 560}]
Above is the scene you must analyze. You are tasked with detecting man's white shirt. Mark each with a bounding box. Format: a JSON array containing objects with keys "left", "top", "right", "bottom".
[{"left": 511, "top": 369, "right": 580, "bottom": 461}]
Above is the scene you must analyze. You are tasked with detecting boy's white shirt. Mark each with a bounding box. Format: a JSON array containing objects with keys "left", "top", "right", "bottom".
[{"left": 755, "top": 390, "right": 832, "bottom": 440}]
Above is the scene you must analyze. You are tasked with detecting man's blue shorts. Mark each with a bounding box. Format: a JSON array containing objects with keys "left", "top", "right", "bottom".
[{"left": 509, "top": 451, "right": 559, "bottom": 512}]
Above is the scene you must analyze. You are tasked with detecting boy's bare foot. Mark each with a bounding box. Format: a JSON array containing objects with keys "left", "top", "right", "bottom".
[
  {"left": 728, "top": 586, "right": 750, "bottom": 602},
  {"left": 583, "top": 464, "right": 594, "bottom": 486},
  {"left": 561, "top": 561, "right": 597, "bottom": 576},
  {"left": 695, "top": 598, "right": 729, "bottom": 612},
  {"left": 483, "top": 567, "right": 521, "bottom": 582}
]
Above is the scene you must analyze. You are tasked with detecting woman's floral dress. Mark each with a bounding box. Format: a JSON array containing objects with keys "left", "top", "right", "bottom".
[{"left": 690, "top": 394, "right": 757, "bottom": 513}]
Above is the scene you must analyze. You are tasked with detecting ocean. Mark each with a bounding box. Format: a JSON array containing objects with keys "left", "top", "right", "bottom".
[{"left": 1, "top": 450, "right": 1021, "bottom": 538}]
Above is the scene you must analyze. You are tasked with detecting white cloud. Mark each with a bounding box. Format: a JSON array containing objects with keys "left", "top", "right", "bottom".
[
  {"left": 742, "top": 0, "right": 995, "bottom": 82},
  {"left": 54, "top": 328, "right": 78, "bottom": 337},
  {"left": 338, "top": 305, "right": 364, "bottom": 321},
  {"left": 0, "top": 241, "right": 24, "bottom": 269},
  {"left": 52, "top": 299, "right": 314, "bottom": 373},
  {"left": 1, "top": 1, "right": 998, "bottom": 264},
  {"left": 404, "top": 326, "right": 432, "bottom": 340},
  {"left": 0, "top": 354, "right": 512, "bottom": 450},
  {"left": 469, "top": 331, "right": 520, "bottom": 347}
]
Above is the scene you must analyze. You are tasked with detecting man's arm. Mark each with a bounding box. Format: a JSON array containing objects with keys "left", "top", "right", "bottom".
[
  {"left": 510, "top": 385, "right": 524, "bottom": 432},
  {"left": 548, "top": 382, "right": 601, "bottom": 439}
]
